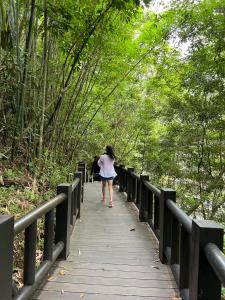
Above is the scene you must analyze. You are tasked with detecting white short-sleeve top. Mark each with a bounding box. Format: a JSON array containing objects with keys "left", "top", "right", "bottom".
[{"left": 98, "top": 154, "right": 117, "bottom": 178}]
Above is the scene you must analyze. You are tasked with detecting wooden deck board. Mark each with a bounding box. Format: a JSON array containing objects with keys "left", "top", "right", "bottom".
[
  {"left": 33, "top": 290, "right": 176, "bottom": 300},
  {"left": 33, "top": 182, "right": 179, "bottom": 300}
]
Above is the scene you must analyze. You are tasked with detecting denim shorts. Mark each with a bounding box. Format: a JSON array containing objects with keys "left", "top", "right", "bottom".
[{"left": 100, "top": 176, "right": 114, "bottom": 181}]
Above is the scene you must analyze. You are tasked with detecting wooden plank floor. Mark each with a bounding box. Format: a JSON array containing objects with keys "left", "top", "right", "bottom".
[{"left": 33, "top": 182, "right": 179, "bottom": 300}]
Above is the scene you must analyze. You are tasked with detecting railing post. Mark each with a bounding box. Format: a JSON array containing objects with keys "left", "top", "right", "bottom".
[
  {"left": 0, "top": 215, "right": 14, "bottom": 300},
  {"left": 139, "top": 175, "right": 149, "bottom": 222},
  {"left": 127, "top": 168, "right": 135, "bottom": 202},
  {"left": 189, "top": 220, "right": 224, "bottom": 300},
  {"left": 55, "top": 183, "right": 72, "bottom": 259},
  {"left": 74, "top": 171, "right": 82, "bottom": 219},
  {"left": 159, "top": 188, "right": 176, "bottom": 263}
]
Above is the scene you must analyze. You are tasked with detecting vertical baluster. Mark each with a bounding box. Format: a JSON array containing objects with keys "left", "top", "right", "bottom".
[
  {"left": 170, "top": 217, "right": 180, "bottom": 280},
  {"left": 24, "top": 221, "right": 37, "bottom": 285},
  {"left": 179, "top": 226, "right": 190, "bottom": 292},
  {"left": 44, "top": 210, "right": 54, "bottom": 261},
  {"left": 148, "top": 189, "right": 153, "bottom": 226},
  {"left": 154, "top": 194, "right": 160, "bottom": 233}
]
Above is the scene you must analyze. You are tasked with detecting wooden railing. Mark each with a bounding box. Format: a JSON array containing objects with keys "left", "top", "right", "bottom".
[
  {"left": 115, "top": 165, "right": 225, "bottom": 300},
  {"left": 0, "top": 163, "right": 87, "bottom": 300}
]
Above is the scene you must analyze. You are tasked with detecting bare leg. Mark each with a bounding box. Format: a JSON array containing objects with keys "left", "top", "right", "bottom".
[
  {"left": 102, "top": 180, "right": 106, "bottom": 201},
  {"left": 108, "top": 180, "right": 113, "bottom": 207}
]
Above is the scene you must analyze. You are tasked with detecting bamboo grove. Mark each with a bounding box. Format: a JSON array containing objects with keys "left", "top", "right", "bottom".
[{"left": 0, "top": 0, "right": 225, "bottom": 222}]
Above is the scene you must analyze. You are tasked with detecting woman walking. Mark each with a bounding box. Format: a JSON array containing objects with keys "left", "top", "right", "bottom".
[{"left": 98, "top": 145, "right": 117, "bottom": 208}]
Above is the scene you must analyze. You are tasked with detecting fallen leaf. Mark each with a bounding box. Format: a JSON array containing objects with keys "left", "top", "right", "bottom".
[
  {"left": 59, "top": 270, "right": 66, "bottom": 276},
  {"left": 47, "top": 276, "right": 55, "bottom": 281},
  {"left": 61, "top": 290, "right": 64, "bottom": 294},
  {"left": 151, "top": 266, "right": 160, "bottom": 269},
  {"left": 78, "top": 249, "right": 81, "bottom": 255},
  {"left": 80, "top": 293, "right": 84, "bottom": 299},
  {"left": 130, "top": 228, "right": 135, "bottom": 231}
]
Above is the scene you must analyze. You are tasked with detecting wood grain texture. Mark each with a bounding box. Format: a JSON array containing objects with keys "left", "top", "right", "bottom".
[{"left": 33, "top": 183, "right": 179, "bottom": 300}]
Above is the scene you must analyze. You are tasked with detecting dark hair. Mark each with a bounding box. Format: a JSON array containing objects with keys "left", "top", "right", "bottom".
[{"left": 105, "top": 145, "right": 116, "bottom": 160}]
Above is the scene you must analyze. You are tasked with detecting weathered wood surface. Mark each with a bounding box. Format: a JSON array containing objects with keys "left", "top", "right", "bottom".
[{"left": 33, "top": 182, "right": 179, "bottom": 300}]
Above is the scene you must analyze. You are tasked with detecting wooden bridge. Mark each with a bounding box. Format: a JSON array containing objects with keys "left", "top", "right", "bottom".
[
  {"left": 0, "top": 163, "right": 225, "bottom": 300},
  {"left": 34, "top": 182, "right": 179, "bottom": 299}
]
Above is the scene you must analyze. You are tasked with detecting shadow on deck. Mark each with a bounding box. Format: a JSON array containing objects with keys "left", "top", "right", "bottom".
[{"left": 33, "top": 182, "right": 179, "bottom": 300}]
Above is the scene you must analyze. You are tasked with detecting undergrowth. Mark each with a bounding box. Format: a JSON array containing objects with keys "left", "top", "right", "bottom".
[{"left": 0, "top": 160, "right": 75, "bottom": 287}]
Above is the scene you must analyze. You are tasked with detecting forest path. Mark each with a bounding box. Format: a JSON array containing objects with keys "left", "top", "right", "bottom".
[{"left": 33, "top": 182, "right": 179, "bottom": 300}]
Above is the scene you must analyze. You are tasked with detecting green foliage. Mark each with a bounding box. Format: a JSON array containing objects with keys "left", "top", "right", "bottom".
[
  {"left": 38, "top": 157, "right": 70, "bottom": 189},
  {"left": 4, "top": 168, "right": 20, "bottom": 180},
  {"left": 0, "top": 1, "right": 13, "bottom": 50},
  {"left": 0, "top": 0, "right": 225, "bottom": 223},
  {"left": 133, "top": 0, "right": 225, "bottom": 221},
  {"left": 0, "top": 186, "right": 35, "bottom": 217}
]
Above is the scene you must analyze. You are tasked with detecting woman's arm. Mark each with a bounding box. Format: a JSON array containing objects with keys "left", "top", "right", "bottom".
[{"left": 98, "top": 156, "right": 103, "bottom": 167}]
